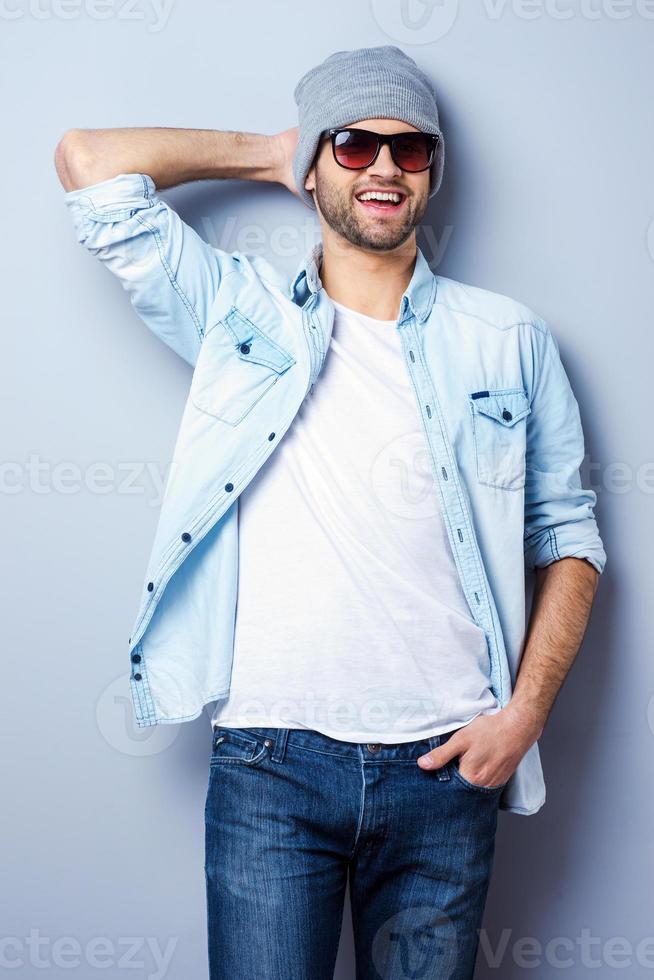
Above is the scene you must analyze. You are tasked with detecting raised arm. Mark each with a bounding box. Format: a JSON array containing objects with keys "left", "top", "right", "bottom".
[
  {"left": 55, "top": 126, "right": 300, "bottom": 366},
  {"left": 54, "top": 126, "right": 299, "bottom": 194}
]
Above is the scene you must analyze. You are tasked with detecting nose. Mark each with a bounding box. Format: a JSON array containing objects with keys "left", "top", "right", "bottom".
[{"left": 367, "top": 142, "right": 402, "bottom": 181}]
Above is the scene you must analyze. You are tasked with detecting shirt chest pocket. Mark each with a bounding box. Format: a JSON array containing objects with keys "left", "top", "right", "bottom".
[
  {"left": 468, "top": 387, "right": 532, "bottom": 490},
  {"left": 190, "top": 306, "right": 296, "bottom": 426}
]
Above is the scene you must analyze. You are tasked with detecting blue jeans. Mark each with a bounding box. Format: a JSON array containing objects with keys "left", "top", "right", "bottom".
[{"left": 204, "top": 725, "right": 504, "bottom": 980}]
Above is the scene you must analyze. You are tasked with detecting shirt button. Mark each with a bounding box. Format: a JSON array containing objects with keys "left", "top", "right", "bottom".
[
  {"left": 181, "top": 531, "right": 192, "bottom": 543},
  {"left": 239, "top": 343, "right": 250, "bottom": 354},
  {"left": 147, "top": 582, "right": 154, "bottom": 592},
  {"left": 133, "top": 673, "right": 142, "bottom": 681},
  {"left": 225, "top": 482, "right": 234, "bottom": 492},
  {"left": 367, "top": 743, "right": 381, "bottom": 753},
  {"left": 268, "top": 432, "right": 275, "bottom": 441},
  {"left": 131, "top": 653, "right": 141, "bottom": 664},
  {"left": 502, "top": 409, "right": 512, "bottom": 421}
]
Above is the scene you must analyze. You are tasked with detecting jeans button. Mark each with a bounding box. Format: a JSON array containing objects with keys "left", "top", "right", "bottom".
[{"left": 367, "top": 743, "right": 381, "bottom": 752}]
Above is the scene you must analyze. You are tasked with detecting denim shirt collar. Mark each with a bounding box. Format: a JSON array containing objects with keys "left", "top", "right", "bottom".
[{"left": 290, "top": 242, "right": 436, "bottom": 324}]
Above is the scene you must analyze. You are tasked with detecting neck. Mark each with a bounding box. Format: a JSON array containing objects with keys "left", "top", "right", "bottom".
[{"left": 317, "top": 233, "right": 418, "bottom": 321}]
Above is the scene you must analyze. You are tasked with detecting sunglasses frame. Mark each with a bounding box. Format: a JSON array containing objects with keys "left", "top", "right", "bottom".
[{"left": 324, "top": 127, "right": 439, "bottom": 174}]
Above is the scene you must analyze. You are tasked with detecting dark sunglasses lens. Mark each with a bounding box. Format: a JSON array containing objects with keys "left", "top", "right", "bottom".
[
  {"left": 333, "top": 130, "right": 378, "bottom": 169},
  {"left": 393, "top": 134, "right": 434, "bottom": 171}
]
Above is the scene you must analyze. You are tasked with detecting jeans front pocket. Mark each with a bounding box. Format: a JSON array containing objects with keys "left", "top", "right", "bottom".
[
  {"left": 449, "top": 758, "right": 508, "bottom": 794},
  {"left": 469, "top": 387, "right": 531, "bottom": 490},
  {"left": 210, "top": 727, "right": 272, "bottom": 768}
]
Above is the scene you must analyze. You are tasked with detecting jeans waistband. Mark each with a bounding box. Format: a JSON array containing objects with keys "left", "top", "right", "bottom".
[{"left": 211, "top": 724, "right": 464, "bottom": 763}]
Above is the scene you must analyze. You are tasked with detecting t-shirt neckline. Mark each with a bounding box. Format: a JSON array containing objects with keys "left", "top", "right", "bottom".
[{"left": 330, "top": 298, "right": 397, "bottom": 326}]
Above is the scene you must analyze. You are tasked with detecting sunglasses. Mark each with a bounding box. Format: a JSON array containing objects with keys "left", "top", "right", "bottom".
[{"left": 323, "top": 127, "right": 439, "bottom": 173}]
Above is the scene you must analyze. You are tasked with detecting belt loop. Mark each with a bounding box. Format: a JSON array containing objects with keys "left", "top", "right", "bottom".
[
  {"left": 270, "top": 728, "right": 289, "bottom": 763},
  {"left": 428, "top": 731, "right": 451, "bottom": 781}
]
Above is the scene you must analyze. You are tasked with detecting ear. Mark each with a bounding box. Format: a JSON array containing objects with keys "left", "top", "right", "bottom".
[{"left": 304, "top": 141, "right": 322, "bottom": 194}]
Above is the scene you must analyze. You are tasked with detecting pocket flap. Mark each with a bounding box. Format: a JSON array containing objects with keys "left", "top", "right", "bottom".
[
  {"left": 469, "top": 388, "right": 531, "bottom": 426},
  {"left": 221, "top": 306, "right": 295, "bottom": 374}
]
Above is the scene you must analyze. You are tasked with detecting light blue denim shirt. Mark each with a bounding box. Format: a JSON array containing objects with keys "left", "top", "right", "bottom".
[{"left": 64, "top": 172, "right": 606, "bottom": 816}]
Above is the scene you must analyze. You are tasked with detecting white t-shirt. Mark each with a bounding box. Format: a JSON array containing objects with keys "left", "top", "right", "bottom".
[{"left": 210, "top": 298, "right": 500, "bottom": 742}]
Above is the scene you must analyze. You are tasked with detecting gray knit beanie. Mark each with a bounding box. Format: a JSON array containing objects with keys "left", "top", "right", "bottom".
[{"left": 292, "top": 45, "right": 445, "bottom": 210}]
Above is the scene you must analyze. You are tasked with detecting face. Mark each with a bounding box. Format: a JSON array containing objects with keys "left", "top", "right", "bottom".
[{"left": 304, "top": 118, "right": 432, "bottom": 253}]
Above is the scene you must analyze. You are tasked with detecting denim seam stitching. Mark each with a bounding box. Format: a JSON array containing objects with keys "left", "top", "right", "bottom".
[
  {"left": 350, "top": 763, "right": 366, "bottom": 859},
  {"left": 434, "top": 303, "right": 548, "bottom": 336},
  {"left": 550, "top": 526, "right": 561, "bottom": 561},
  {"left": 135, "top": 686, "right": 232, "bottom": 727},
  {"left": 223, "top": 307, "right": 296, "bottom": 365},
  {"left": 133, "top": 213, "right": 203, "bottom": 344}
]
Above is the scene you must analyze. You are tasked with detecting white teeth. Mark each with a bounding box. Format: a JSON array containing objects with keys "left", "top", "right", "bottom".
[{"left": 357, "top": 191, "right": 402, "bottom": 203}]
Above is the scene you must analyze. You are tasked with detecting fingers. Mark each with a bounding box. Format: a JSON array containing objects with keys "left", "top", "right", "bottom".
[{"left": 417, "top": 734, "right": 464, "bottom": 770}]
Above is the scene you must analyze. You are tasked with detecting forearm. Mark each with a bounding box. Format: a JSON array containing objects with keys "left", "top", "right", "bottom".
[
  {"left": 54, "top": 126, "right": 281, "bottom": 192},
  {"left": 418, "top": 556, "right": 600, "bottom": 782},
  {"left": 505, "top": 556, "right": 600, "bottom": 738}
]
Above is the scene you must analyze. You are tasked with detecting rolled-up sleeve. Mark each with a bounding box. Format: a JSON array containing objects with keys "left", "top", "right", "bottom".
[
  {"left": 64, "top": 172, "right": 238, "bottom": 367},
  {"left": 523, "top": 323, "right": 607, "bottom": 575}
]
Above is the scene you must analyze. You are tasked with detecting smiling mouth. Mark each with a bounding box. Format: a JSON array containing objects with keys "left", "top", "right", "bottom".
[{"left": 354, "top": 190, "right": 408, "bottom": 214}]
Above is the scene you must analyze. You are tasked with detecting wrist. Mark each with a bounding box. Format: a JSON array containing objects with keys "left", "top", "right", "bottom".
[
  {"left": 208, "top": 130, "right": 281, "bottom": 184},
  {"left": 503, "top": 699, "right": 546, "bottom": 742},
  {"left": 248, "top": 132, "right": 284, "bottom": 183},
  {"left": 265, "top": 133, "right": 287, "bottom": 185}
]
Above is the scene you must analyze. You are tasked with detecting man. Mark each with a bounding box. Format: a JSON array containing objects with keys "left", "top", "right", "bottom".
[{"left": 56, "top": 45, "right": 606, "bottom": 980}]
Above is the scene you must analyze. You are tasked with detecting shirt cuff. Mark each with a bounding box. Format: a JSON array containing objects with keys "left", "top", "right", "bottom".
[{"left": 64, "top": 172, "right": 157, "bottom": 215}]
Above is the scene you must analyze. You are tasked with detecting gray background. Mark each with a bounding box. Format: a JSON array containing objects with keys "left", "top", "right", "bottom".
[{"left": 2, "top": 0, "right": 652, "bottom": 977}]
